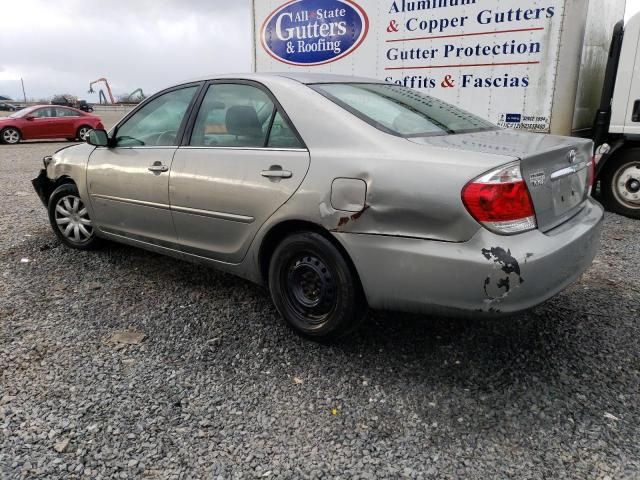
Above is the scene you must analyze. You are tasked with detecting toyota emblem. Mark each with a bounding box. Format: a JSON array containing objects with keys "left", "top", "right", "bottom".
[{"left": 567, "top": 149, "right": 577, "bottom": 164}]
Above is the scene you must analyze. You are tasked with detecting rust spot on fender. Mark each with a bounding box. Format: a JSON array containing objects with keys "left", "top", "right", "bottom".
[
  {"left": 334, "top": 205, "right": 370, "bottom": 231},
  {"left": 350, "top": 204, "right": 370, "bottom": 221},
  {"left": 337, "top": 217, "right": 350, "bottom": 228}
]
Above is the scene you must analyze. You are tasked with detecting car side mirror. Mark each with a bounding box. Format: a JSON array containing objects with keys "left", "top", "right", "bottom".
[
  {"left": 25, "top": 115, "right": 34, "bottom": 121},
  {"left": 87, "top": 128, "right": 110, "bottom": 147}
]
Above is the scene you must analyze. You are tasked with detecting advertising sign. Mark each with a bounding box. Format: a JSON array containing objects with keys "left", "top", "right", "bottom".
[
  {"left": 261, "top": 0, "right": 369, "bottom": 65},
  {"left": 254, "top": 0, "right": 566, "bottom": 132}
]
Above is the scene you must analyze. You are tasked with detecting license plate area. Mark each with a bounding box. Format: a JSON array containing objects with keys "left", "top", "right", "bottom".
[{"left": 551, "top": 166, "right": 587, "bottom": 217}]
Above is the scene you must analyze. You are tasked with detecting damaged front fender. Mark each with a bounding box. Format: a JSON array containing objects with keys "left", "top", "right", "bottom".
[{"left": 31, "top": 169, "right": 54, "bottom": 207}]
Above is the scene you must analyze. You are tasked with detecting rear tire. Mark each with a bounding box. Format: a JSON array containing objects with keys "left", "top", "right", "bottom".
[
  {"left": 600, "top": 149, "right": 640, "bottom": 219},
  {"left": 268, "top": 232, "right": 367, "bottom": 341},
  {"left": 48, "top": 184, "right": 101, "bottom": 250},
  {"left": 1, "top": 127, "right": 21, "bottom": 144},
  {"left": 76, "top": 125, "right": 92, "bottom": 142}
]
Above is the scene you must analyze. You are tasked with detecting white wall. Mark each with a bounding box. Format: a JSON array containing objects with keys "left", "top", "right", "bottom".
[{"left": 573, "top": 0, "right": 627, "bottom": 132}]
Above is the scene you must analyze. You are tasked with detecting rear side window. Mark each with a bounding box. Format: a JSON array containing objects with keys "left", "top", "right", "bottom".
[
  {"left": 190, "top": 84, "right": 275, "bottom": 148},
  {"left": 190, "top": 83, "right": 304, "bottom": 149},
  {"left": 312, "top": 83, "right": 497, "bottom": 137},
  {"left": 267, "top": 111, "right": 303, "bottom": 149},
  {"left": 55, "top": 107, "right": 80, "bottom": 117}
]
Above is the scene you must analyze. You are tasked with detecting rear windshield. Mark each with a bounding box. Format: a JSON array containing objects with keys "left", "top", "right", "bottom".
[{"left": 311, "top": 83, "right": 497, "bottom": 138}]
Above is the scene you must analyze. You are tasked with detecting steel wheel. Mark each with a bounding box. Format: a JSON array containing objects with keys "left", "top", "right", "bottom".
[
  {"left": 2, "top": 128, "right": 20, "bottom": 144},
  {"left": 611, "top": 161, "right": 640, "bottom": 209},
  {"left": 54, "top": 194, "right": 94, "bottom": 243},
  {"left": 283, "top": 253, "right": 337, "bottom": 326},
  {"left": 77, "top": 126, "right": 91, "bottom": 141},
  {"left": 268, "top": 232, "right": 367, "bottom": 341}
]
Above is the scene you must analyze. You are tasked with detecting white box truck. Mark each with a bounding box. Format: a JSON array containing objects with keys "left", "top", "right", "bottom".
[{"left": 252, "top": 0, "right": 640, "bottom": 218}]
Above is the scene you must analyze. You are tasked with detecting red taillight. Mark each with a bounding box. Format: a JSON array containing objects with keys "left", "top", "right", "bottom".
[
  {"left": 462, "top": 162, "right": 537, "bottom": 235},
  {"left": 463, "top": 181, "right": 535, "bottom": 221}
]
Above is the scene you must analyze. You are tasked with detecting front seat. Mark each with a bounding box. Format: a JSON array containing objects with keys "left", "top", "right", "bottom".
[{"left": 225, "top": 105, "right": 264, "bottom": 147}]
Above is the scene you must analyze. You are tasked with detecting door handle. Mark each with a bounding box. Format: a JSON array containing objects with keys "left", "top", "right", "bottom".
[
  {"left": 148, "top": 164, "right": 169, "bottom": 173},
  {"left": 261, "top": 166, "right": 292, "bottom": 179}
]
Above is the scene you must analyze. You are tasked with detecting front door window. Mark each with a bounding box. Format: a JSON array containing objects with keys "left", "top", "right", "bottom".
[{"left": 115, "top": 86, "right": 198, "bottom": 147}]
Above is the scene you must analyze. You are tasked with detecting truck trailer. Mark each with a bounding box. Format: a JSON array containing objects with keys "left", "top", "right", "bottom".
[{"left": 252, "top": 0, "right": 640, "bottom": 218}]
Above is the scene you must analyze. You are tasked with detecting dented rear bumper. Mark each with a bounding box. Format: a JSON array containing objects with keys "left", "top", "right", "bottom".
[{"left": 334, "top": 198, "right": 604, "bottom": 317}]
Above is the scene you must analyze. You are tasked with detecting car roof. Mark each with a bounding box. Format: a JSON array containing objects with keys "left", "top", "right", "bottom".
[
  {"left": 184, "top": 72, "right": 386, "bottom": 86},
  {"left": 30, "top": 104, "right": 85, "bottom": 112},
  {"left": 270, "top": 72, "right": 385, "bottom": 84}
]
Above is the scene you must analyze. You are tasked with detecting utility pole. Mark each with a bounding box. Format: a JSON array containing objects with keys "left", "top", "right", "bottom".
[{"left": 21, "top": 78, "right": 27, "bottom": 102}]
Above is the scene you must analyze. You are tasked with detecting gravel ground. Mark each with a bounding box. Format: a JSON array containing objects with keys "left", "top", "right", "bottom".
[{"left": 1, "top": 138, "right": 639, "bottom": 479}]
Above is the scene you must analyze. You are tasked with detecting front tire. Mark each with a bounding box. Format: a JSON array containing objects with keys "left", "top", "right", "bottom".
[
  {"left": 268, "top": 232, "right": 367, "bottom": 341},
  {"left": 76, "top": 126, "right": 92, "bottom": 142},
  {"left": 600, "top": 149, "right": 640, "bottom": 219},
  {"left": 1, "top": 127, "right": 21, "bottom": 144},
  {"left": 48, "top": 184, "right": 101, "bottom": 250}
]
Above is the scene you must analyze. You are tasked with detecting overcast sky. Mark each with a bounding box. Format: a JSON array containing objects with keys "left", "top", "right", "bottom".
[
  {"left": 0, "top": 0, "right": 252, "bottom": 101},
  {"left": 1, "top": 0, "right": 639, "bottom": 101}
]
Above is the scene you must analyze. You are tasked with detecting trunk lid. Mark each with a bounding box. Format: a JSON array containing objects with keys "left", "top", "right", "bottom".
[{"left": 408, "top": 129, "right": 593, "bottom": 232}]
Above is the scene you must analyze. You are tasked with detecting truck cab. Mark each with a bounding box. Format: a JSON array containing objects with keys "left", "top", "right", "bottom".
[{"left": 594, "top": 12, "right": 640, "bottom": 218}]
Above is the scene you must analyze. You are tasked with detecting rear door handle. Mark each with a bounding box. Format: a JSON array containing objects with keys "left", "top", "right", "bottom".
[
  {"left": 148, "top": 164, "right": 169, "bottom": 173},
  {"left": 261, "top": 167, "right": 292, "bottom": 179}
]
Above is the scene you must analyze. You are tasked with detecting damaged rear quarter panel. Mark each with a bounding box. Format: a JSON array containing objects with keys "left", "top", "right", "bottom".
[
  {"left": 307, "top": 140, "right": 516, "bottom": 243},
  {"left": 260, "top": 77, "right": 518, "bottom": 244}
]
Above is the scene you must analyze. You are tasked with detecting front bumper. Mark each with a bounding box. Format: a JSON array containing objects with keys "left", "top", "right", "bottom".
[
  {"left": 32, "top": 168, "right": 52, "bottom": 207},
  {"left": 335, "top": 198, "right": 604, "bottom": 317}
]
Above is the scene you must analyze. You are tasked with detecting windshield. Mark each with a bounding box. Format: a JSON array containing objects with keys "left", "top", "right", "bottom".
[
  {"left": 311, "top": 83, "right": 497, "bottom": 137},
  {"left": 9, "top": 106, "right": 37, "bottom": 119}
]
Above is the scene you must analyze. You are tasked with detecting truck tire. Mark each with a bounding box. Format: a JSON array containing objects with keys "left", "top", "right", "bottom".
[{"left": 600, "top": 149, "right": 640, "bottom": 219}]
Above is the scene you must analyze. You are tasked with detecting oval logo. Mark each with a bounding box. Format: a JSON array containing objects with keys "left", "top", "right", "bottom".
[{"left": 261, "top": 0, "right": 369, "bottom": 66}]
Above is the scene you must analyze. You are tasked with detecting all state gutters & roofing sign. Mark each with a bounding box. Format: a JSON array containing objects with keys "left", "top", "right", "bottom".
[{"left": 254, "top": 0, "right": 565, "bottom": 132}]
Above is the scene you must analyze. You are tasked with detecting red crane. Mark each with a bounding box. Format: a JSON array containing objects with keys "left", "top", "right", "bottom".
[{"left": 88, "top": 78, "right": 115, "bottom": 104}]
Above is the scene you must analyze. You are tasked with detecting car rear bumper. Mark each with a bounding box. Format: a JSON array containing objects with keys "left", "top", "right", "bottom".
[{"left": 334, "top": 198, "right": 604, "bottom": 317}]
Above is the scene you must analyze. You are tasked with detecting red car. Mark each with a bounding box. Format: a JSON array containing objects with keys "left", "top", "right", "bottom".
[{"left": 0, "top": 105, "right": 104, "bottom": 144}]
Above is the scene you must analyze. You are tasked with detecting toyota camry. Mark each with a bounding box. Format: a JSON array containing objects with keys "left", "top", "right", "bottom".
[{"left": 32, "top": 73, "right": 603, "bottom": 340}]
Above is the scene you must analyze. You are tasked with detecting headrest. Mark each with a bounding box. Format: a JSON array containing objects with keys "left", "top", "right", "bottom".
[{"left": 225, "top": 106, "right": 262, "bottom": 137}]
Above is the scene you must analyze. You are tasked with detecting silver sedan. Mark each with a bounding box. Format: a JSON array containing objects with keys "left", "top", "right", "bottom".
[{"left": 32, "top": 73, "right": 603, "bottom": 340}]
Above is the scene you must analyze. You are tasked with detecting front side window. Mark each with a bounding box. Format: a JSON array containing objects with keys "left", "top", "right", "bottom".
[
  {"left": 190, "top": 84, "right": 275, "bottom": 148},
  {"left": 115, "top": 86, "right": 198, "bottom": 147},
  {"left": 312, "top": 83, "right": 497, "bottom": 137},
  {"left": 33, "top": 107, "right": 54, "bottom": 118}
]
